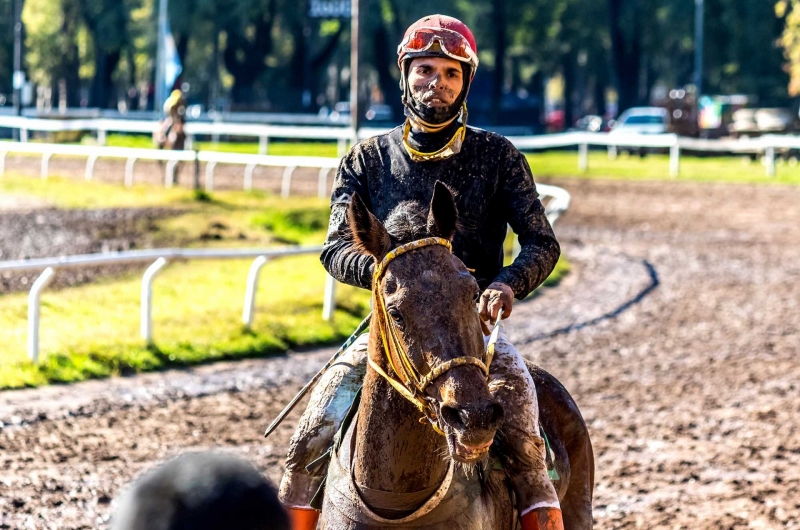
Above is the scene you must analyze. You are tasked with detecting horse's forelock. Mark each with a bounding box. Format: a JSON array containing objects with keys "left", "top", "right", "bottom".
[{"left": 384, "top": 201, "right": 429, "bottom": 245}]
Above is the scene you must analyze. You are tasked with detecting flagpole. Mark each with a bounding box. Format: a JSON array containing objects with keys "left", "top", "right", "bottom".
[{"left": 155, "top": 0, "right": 168, "bottom": 117}]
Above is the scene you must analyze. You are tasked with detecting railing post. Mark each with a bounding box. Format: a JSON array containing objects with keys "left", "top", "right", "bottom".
[
  {"left": 670, "top": 143, "right": 680, "bottom": 178},
  {"left": 98, "top": 129, "right": 107, "bottom": 146},
  {"left": 165, "top": 160, "right": 178, "bottom": 188},
  {"left": 322, "top": 274, "right": 337, "bottom": 322},
  {"left": 186, "top": 134, "right": 194, "bottom": 150},
  {"left": 259, "top": 135, "right": 269, "bottom": 155},
  {"left": 765, "top": 145, "right": 776, "bottom": 177},
  {"left": 578, "top": 143, "right": 589, "bottom": 173},
  {"left": 141, "top": 257, "right": 168, "bottom": 344},
  {"left": 41, "top": 153, "right": 52, "bottom": 179},
  {"left": 85, "top": 155, "right": 98, "bottom": 181},
  {"left": 337, "top": 138, "right": 347, "bottom": 157},
  {"left": 242, "top": 256, "right": 269, "bottom": 329},
  {"left": 608, "top": 145, "right": 618, "bottom": 160},
  {"left": 244, "top": 163, "right": 257, "bottom": 191},
  {"left": 21, "top": 128, "right": 28, "bottom": 142},
  {"left": 318, "top": 168, "right": 331, "bottom": 199},
  {"left": 28, "top": 267, "right": 56, "bottom": 363},
  {"left": 281, "top": 166, "right": 296, "bottom": 198},
  {"left": 205, "top": 160, "right": 216, "bottom": 192},
  {"left": 125, "top": 158, "right": 136, "bottom": 187},
  {"left": 0, "top": 150, "right": 6, "bottom": 176}
]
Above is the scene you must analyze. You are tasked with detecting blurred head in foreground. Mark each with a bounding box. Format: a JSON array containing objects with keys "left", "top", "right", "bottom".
[{"left": 112, "top": 452, "right": 289, "bottom": 530}]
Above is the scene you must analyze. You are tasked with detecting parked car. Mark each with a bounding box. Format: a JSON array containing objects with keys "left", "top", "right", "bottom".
[
  {"left": 729, "top": 108, "right": 797, "bottom": 138},
  {"left": 609, "top": 107, "right": 668, "bottom": 135}
]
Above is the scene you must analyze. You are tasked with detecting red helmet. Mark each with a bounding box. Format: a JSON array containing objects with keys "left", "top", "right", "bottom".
[{"left": 397, "top": 15, "right": 478, "bottom": 75}]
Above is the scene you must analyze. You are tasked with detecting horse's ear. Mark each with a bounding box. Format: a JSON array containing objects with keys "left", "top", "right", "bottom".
[
  {"left": 347, "top": 192, "right": 391, "bottom": 261},
  {"left": 427, "top": 181, "right": 458, "bottom": 241}
]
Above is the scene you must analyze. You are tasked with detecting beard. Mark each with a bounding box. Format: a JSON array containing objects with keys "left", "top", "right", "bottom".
[{"left": 409, "top": 85, "right": 462, "bottom": 124}]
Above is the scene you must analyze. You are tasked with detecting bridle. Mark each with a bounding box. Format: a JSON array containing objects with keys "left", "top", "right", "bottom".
[{"left": 368, "top": 237, "right": 501, "bottom": 435}]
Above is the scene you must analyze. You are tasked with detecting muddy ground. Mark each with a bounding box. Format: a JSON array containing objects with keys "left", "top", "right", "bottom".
[{"left": 0, "top": 176, "right": 799, "bottom": 529}]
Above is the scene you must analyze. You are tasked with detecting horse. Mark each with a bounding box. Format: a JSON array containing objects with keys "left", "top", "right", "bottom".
[{"left": 319, "top": 181, "right": 594, "bottom": 528}]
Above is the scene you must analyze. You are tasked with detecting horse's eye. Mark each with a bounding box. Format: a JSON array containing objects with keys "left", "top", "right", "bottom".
[
  {"left": 388, "top": 308, "right": 404, "bottom": 327},
  {"left": 473, "top": 290, "right": 481, "bottom": 303}
]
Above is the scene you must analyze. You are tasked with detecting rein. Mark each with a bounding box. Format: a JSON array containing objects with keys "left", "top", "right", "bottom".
[{"left": 368, "top": 237, "right": 501, "bottom": 435}]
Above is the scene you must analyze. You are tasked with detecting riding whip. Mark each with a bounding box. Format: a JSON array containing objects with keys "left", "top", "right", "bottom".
[{"left": 263, "top": 313, "right": 372, "bottom": 438}]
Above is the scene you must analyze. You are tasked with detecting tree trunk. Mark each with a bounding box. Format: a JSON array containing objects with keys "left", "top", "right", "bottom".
[
  {"left": 372, "top": 23, "right": 401, "bottom": 117},
  {"left": 608, "top": 0, "right": 641, "bottom": 114},
  {"left": 91, "top": 50, "right": 121, "bottom": 109},
  {"left": 562, "top": 51, "right": 576, "bottom": 129},
  {"left": 492, "top": 0, "right": 506, "bottom": 123}
]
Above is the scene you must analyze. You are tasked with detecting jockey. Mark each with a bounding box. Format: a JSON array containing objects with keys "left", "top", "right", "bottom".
[{"left": 280, "top": 14, "right": 563, "bottom": 530}]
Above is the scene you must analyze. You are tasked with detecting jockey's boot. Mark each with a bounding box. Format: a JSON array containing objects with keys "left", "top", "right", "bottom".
[
  {"left": 520, "top": 507, "right": 565, "bottom": 530},
  {"left": 287, "top": 507, "right": 319, "bottom": 530}
]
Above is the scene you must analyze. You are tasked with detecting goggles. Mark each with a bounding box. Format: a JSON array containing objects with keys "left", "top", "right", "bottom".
[{"left": 398, "top": 28, "right": 479, "bottom": 69}]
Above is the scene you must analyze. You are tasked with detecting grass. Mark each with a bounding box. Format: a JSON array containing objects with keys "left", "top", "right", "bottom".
[
  {"left": 99, "top": 133, "right": 342, "bottom": 157},
  {"left": 0, "top": 255, "right": 371, "bottom": 389},
  {"left": 0, "top": 174, "right": 570, "bottom": 389},
  {"left": 525, "top": 150, "right": 800, "bottom": 185}
]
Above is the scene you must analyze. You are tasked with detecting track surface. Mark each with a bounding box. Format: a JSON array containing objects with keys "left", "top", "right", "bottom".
[{"left": 1, "top": 178, "right": 799, "bottom": 529}]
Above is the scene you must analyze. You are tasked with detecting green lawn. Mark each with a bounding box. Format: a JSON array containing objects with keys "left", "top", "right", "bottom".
[
  {"left": 525, "top": 150, "right": 800, "bottom": 185},
  {"left": 99, "top": 133, "right": 342, "bottom": 157},
  {"left": 94, "top": 135, "right": 800, "bottom": 184},
  {"left": 0, "top": 174, "right": 568, "bottom": 389}
]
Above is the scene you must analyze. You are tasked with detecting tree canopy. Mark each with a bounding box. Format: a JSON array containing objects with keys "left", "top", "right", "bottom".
[{"left": 1, "top": 0, "right": 794, "bottom": 125}]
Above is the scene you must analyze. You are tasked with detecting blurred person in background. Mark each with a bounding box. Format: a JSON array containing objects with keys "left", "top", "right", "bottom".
[
  {"left": 155, "top": 89, "right": 187, "bottom": 151},
  {"left": 112, "top": 452, "right": 290, "bottom": 530}
]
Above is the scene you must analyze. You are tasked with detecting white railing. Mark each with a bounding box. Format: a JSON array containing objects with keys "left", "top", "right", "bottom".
[
  {"left": 4, "top": 122, "right": 800, "bottom": 179},
  {"left": 0, "top": 187, "right": 570, "bottom": 363},
  {"left": 0, "top": 141, "right": 340, "bottom": 192},
  {"left": 0, "top": 246, "right": 323, "bottom": 362},
  {"left": 196, "top": 151, "right": 340, "bottom": 197},
  {"left": 0, "top": 115, "right": 357, "bottom": 157}
]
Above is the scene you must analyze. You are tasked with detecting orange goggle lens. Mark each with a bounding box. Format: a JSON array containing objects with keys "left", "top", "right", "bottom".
[{"left": 400, "top": 29, "right": 474, "bottom": 62}]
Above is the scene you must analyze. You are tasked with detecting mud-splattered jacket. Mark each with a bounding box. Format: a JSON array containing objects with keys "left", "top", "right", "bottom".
[{"left": 320, "top": 123, "right": 561, "bottom": 299}]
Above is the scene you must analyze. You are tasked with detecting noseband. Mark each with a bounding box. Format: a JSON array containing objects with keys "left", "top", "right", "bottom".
[{"left": 369, "top": 237, "right": 499, "bottom": 435}]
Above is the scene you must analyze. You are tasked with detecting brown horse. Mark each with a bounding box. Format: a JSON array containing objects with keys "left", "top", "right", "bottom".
[{"left": 319, "top": 182, "right": 594, "bottom": 528}]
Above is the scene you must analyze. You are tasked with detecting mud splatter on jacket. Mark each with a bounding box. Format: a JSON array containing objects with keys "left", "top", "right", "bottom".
[{"left": 320, "top": 123, "right": 561, "bottom": 299}]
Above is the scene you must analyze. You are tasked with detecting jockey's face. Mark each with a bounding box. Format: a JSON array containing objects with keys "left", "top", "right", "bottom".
[{"left": 407, "top": 57, "right": 464, "bottom": 108}]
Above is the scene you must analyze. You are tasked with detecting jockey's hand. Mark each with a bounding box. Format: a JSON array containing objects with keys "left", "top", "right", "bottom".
[{"left": 479, "top": 282, "right": 514, "bottom": 323}]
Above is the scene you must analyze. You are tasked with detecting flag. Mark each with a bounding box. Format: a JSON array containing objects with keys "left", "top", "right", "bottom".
[{"left": 163, "top": 21, "right": 182, "bottom": 96}]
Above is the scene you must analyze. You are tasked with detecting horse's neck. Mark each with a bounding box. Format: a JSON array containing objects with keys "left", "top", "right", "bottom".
[{"left": 352, "top": 335, "right": 449, "bottom": 494}]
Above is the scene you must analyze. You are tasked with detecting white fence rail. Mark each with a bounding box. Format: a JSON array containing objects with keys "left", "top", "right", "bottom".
[
  {"left": 4, "top": 122, "right": 800, "bottom": 179},
  {"left": 0, "top": 115, "right": 358, "bottom": 157},
  {"left": 0, "top": 187, "right": 570, "bottom": 364}
]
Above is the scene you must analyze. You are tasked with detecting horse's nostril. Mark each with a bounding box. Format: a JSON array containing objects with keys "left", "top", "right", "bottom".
[{"left": 440, "top": 405, "right": 465, "bottom": 429}]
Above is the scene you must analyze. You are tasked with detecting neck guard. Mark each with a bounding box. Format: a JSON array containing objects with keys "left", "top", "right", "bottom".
[{"left": 402, "top": 104, "right": 467, "bottom": 162}]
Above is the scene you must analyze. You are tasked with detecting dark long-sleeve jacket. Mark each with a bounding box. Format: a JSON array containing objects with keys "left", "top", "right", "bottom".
[{"left": 320, "top": 124, "right": 561, "bottom": 300}]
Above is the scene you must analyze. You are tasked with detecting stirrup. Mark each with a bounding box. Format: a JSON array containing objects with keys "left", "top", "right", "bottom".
[{"left": 520, "top": 506, "right": 564, "bottom": 530}]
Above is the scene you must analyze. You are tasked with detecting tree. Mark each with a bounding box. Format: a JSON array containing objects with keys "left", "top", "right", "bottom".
[
  {"left": 776, "top": 0, "right": 800, "bottom": 96},
  {"left": 79, "top": 0, "right": 133, "bottom": 108},
  {"left": 22, "top": 0, "right": 82, "bottom": 107}
]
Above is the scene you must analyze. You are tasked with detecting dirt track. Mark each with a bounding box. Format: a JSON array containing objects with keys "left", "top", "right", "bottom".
[{"left": 1, "top": 177, "right": 799, "bottom": 529}]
